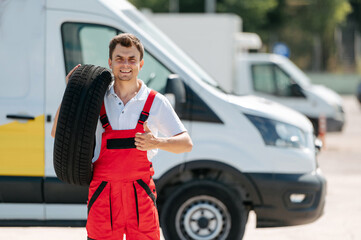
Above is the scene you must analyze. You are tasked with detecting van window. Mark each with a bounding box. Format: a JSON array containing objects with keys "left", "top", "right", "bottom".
[
  {"left": 252, "top": 64, "right": 276, "bottom": 95},
  {"left": 139, "top": 52, "right": 171, "bottom": 94},
  {"left": 274, "top": 66, "right": 293, "bottom": 97},
  {"left": 62, "top": 22, "right": 171, "bottom": 93},
  {"left": 79, "top": 27, "right": 117, "bottom": 68},
  {"left": 252, "top": 64, "right": 294, "bottom": 97},
  {"left": 62, "top": 23, "right": 118, "bottom": 73}
]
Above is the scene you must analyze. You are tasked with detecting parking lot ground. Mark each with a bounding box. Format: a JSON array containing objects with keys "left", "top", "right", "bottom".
[{"left": 0, "top": 96, "right": 360, "bottom": 240}]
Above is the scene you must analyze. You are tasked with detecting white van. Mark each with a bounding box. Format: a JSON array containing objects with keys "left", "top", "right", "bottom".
[
  {"left": 236, "top": 53, "right": 345, "bottom": 135},
  {"left": 0, "top": 0, "right": 325, "bottom": 239}
]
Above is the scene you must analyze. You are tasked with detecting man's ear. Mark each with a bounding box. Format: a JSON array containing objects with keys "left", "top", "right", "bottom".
[
  {"left": 108, "top": 58, "right": 112, "bottom": 69},
  {"left": 140, "top": 59, "right": 144, "bottom": 70}
]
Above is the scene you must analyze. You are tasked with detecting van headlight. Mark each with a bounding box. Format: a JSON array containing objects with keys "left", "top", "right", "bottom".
[{"left": 245, "top": 114, "right": 307, "bottom": 149}]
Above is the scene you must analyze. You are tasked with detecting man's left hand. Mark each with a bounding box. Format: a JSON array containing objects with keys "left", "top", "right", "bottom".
[{"left": 135, "top": 122, "right": 159, "bottom": 151}]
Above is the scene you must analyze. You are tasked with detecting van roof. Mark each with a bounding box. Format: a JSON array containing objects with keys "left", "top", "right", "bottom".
[{"left": 46, "top": 0, "right": 135, "bottom": 16}]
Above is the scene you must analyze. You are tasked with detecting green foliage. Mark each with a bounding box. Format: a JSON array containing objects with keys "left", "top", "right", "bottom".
[
  {"left": 128, "top": 0, "right": 169, "bottom": 12},
  {"left": 272, "top": 0, "right": 352, "bottom": 70},
  {"left": 217, "top": 0, "right": 278, "bottom": 32},
  {"left": 179, "top": 0, "right": 205, "bottom": 12},
  {"left": 349, "top": 0, "right": 361, "bottom": 32},
  {"left": 297, "top": 0, "right": 351, "bottom": 34}
]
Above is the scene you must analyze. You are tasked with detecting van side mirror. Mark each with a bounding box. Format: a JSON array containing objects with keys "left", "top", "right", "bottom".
[
  {"left": 314, "top": 137, "right": 323, "bottom": 154},
  {"left": 165, "top": 74, "right": 186, "bottom": 116},
  {"left": 290, "top": 83, "right": 305, "bottom": 98}
]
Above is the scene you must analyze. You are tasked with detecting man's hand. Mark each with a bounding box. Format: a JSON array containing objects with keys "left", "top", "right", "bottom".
[
  {"left": 135, "top": 122, "right": 159, "bottom": 151},
  {"left": 135, "top": 122, "right": 193, "bottom": 153}
]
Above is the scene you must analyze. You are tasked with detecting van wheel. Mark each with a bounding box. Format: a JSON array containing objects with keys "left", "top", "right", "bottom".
[
  {"left": 53, "top": 65, "right": 112, "bottom": 186},
  {"left": 160, "top": 180, "right": 248, "bottom": 240}
]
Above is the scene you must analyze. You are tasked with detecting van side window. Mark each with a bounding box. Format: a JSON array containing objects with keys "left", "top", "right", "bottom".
[
  {"left": 62, "top": 23, "right": 118, "bottom": 74},
  {"left": 274, "top": 65, "right": 293, "bottom": 97},
  {"left": 252, "top": 64, "right": 276, "bottom": 95},
  {"left": 139, "top": 52, "right": 171, "bottom": 94},
  {"left": 252, "top": 64, "right": 294, "bottom": 97},
  {"left": 61, "top": 23, "right": 170, "bottom": 93}
]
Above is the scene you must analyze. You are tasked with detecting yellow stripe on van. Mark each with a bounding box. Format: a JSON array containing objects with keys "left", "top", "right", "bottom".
[{"left": 0, "top": 115, "right": 44, "bottom": 176}]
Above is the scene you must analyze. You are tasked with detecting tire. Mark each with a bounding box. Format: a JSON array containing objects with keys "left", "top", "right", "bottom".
[
  {"left": 160, "top": 180, "right": 248, "bottom": 240},
  {"left": 53, "top": 64, "right": 112, "bottom": 186}
]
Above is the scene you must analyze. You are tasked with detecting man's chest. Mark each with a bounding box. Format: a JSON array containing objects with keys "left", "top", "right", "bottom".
[{"left": 104, "top": 94, "right": 148, "bottom": 130}]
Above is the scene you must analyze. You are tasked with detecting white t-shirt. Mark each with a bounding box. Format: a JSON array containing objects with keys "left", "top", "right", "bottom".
[{"left": 92, "top": 81, "right": 187, "bottom": 162}]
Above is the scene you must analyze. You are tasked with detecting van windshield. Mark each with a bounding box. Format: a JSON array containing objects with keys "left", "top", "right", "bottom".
[{"left": 123, "top": 9, "right": 222, "bottom": 90}]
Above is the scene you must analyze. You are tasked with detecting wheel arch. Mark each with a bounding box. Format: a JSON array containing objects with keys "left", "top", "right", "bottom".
[{"left": 155, "top": 160, "right": 263, "bottom": 212}]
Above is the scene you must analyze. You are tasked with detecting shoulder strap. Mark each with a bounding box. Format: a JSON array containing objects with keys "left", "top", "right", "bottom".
[
  {"left": 100, "top": 103, "right": 112, "bottom": 131},
  {"left": 137, "top": 90, "right": 157, "bottom": 126}
]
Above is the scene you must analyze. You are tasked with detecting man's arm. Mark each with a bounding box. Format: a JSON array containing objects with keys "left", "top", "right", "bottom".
[
  {"left": 135, "top": 122, "right": 193, "bottom": 154},
  {"left": 51, "top": 64, "right": 81, "bottom": 138},
  {"left": 51, "top": 106, "right": 61, "bottom": 138}
]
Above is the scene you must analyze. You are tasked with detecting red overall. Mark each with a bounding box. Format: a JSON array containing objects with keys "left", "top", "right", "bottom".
[{"left": 86, "top": 90, "right": 160, "bottom": 240}]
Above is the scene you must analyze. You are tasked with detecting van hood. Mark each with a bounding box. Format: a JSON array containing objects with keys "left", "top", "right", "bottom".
[
  {"left": 227, "top": 94, "right": 313, "bottom": 132},
  {"left": 306, "top": 84, "right": 343, "bottom": 106}
]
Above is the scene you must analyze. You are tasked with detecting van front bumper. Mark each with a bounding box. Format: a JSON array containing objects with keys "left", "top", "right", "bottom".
[
  {"left": 327, "top": 117, "right": 344, "bottom": 132},
  {"left": 247, "top": 169, "right": 326, "bottom": 227}
]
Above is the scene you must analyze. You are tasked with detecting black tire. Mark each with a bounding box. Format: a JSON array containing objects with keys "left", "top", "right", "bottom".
[
  {"left": 53, "top": 64, "right": 112, "bottom": 186},
  {"left": 160, "top": 180, "right": 248, "bottom": 240}
]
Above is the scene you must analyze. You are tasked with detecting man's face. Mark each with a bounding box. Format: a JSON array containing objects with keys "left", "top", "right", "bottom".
[{"left": 108, "top": 44, "right": 144, "bottom": 83}]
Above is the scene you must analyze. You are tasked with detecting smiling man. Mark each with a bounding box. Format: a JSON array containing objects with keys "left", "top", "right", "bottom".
[
  {"left": 51, "top": 33, "right": 192, "bottom": 240},
  {"left": 85, "top": 33, "right": 193, "bottom": 240}
]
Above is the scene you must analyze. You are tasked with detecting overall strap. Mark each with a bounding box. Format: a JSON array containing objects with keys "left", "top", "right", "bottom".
[
  {"left": 100, "top": 103, "right": 113, "bottom": 131},
  {"left": 137, "top": 90, "right": 157, "bottom": 127}
]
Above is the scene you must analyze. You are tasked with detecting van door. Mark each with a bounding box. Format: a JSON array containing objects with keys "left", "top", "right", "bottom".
[
  {"left": 60, "top": 22, "right": 190, "bottom": 180},
  {"left": 0, "top": 0, "right": 45, "bottom": 219},
  {"left": 44, "top": 15, "right": 120, "bottom": 220}
]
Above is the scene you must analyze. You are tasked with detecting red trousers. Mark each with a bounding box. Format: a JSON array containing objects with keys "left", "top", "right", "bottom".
[{"left": 86, "top": 90, "right": 160, "bottom": 240}]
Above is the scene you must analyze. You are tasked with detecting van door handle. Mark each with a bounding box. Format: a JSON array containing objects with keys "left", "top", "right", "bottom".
[{"left": 6, "top": 114, "right": 35, "bottom": 120}]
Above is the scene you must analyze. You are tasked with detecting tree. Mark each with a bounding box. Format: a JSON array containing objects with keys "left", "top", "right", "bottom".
[
  {"left": 216, "top": 0, "right": 278, "bottom": 32},
  {"left": 128, "top": 0, "right": 169, "bottom": 12},
  {"left": 261, "top": 0, "right": 351, "bottom": 71},
  {"left": 287, "top": 0, "right": 351, "bottom": 70},
  {"left": 349, "top": 0, "right": 361, "bottom": 32}
]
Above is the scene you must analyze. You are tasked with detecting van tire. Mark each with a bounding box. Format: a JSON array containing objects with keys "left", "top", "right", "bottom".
[
  {"left": 160, "top": 180, "right": 248, "bottom": 240},
  {"left": 53, "top": 65, "right": 112, "bottom": 186}
]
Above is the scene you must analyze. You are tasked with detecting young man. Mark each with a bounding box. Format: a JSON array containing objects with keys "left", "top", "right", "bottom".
[{"left": 52, "top": 33, "right": 192, "bottom": 240}]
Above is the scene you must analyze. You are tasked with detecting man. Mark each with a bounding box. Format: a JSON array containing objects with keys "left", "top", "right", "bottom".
[{"left": 52, "top": 33, "right": 193, "bottom": 240}]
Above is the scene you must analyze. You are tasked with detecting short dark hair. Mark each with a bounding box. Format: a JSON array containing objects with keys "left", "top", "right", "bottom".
[{"left": 109, "top": 33, "right": 144, "bottom": 60}]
